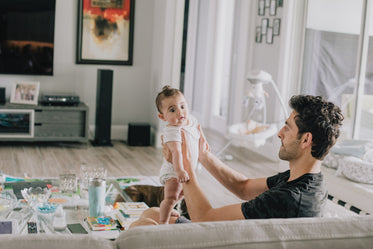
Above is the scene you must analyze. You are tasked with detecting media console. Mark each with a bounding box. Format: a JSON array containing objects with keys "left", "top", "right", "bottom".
[{"left": 0, "top": 102, "right": 89, "bottom": 143}]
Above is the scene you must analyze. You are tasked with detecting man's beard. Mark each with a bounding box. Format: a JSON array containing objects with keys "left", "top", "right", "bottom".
[{"left": 278, "top": 139, "right": 301, "bottom": 161}]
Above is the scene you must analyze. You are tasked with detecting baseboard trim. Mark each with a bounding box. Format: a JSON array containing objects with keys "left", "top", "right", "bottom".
[
  {"left": 89, "top": 125, "right": 127, "bottom": 140},
  {"left": 89, "top": 125, "right": 155, "bottom": 143}
]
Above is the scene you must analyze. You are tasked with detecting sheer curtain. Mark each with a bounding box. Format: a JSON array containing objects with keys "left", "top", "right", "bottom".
[
  {"left": 301, "top": 0, "right": 373, "bottom": 140},
  {"left": 302, "top": 30, "right": 373, "bottom": 105}
]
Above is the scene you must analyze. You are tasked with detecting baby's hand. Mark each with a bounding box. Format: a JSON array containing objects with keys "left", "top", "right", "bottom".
[
  {"left": 170, "top": 209, "right": 180, "bottom": 217},
  {"left": 177, "top": 170, "right": 190, "bottom": 183}
]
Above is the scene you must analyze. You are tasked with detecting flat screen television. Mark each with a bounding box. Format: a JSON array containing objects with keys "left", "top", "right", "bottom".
[{"left": 0, "top": 0, "right": 56, "bottom": 76}]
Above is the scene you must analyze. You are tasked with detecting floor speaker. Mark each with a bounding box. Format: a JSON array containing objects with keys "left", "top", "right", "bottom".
[
  {"left": 92, "top": 69, "right": 113, "bottom": 146},
  {"left": 127, "top": 123, "right": 151, "bottom": 146},
  {"left": 0, "top": 88, "right": 5, "bottom": 105}
]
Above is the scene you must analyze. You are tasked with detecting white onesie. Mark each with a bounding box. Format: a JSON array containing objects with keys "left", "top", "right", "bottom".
[{"left": 159, "top": 115, "right": 200, "bottom": 185}]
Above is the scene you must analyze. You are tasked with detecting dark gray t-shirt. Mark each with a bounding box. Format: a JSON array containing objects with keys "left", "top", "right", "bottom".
[{"left": 241, "top": 170, "right": 327, "bottom": 219}]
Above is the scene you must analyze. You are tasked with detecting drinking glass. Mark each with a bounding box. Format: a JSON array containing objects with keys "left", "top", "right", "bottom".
[
  {"left": 80, "top": 165, "right": 89, "bottom": 191},
  {"left": 80, "top": 165, "right": 107, "bottom": 191},
  {"left": 59, "top": 174, "right": 77, "bottom": 193}
]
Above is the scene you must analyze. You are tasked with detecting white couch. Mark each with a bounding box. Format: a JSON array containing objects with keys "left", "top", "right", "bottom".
[{"left": 1, "top": 215, "right": 372, "bottom": 249}]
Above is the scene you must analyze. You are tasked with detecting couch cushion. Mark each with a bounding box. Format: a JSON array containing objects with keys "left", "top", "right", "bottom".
[
  {"left": 117, "top": 216, "right": 373, "bottom": 249},
  {"left": 0, "top": 234, "right": 115, "bottom": 249}
]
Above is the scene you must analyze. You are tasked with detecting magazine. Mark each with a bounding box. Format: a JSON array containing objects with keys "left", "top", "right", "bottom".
[
  {"left": 118, "top": 202, "right": 149, "bottom": 216},
  {"left": 86, "top": 216, "right": 118, "bottom": 231}
]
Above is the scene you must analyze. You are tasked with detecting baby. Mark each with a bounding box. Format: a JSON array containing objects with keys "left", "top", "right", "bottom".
[{"left": 155, "top": 85, "right": 200, "bottom": 224}]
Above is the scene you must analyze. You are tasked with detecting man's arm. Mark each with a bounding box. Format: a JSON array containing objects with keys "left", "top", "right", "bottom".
[
  {"left": 197, "top": 126, "right": 268, "bottom": 201},
  {"left": 181, "top": 130, "right": 245, "bottom": 222}
]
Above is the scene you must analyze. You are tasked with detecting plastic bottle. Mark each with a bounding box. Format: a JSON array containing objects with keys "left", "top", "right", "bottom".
[{"left": 53, "top": 206, "right": 67, "bottom": 231}]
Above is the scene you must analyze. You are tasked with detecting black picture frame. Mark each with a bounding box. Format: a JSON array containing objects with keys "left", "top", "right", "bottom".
[{"left": 76, "top": 0, "right": 135, "bottom": 65}]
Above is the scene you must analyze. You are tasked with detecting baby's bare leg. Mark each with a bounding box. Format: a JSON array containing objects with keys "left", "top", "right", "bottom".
[{"left": 159, "top": 178, "right": 183, "bottom": 224}]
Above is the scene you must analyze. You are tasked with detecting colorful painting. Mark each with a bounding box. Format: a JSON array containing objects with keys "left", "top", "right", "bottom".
[{"left": 76, "top": 0, "right": 135, "bottom": 65}]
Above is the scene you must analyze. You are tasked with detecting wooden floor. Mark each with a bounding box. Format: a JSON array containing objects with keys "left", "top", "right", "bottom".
[
  {"left": 0, "top": 129, "right": 279, "bottom": 207},
  {"left": 0, "top": 129, "right": 357, "bottom": 215},
  {"left": 0, "top": 129, "right": 278, "bottom": 178}
]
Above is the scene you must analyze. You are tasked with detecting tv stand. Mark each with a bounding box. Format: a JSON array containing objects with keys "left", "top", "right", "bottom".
[{"left": 0, "top": 102, "right": 89, "bottom": 143}]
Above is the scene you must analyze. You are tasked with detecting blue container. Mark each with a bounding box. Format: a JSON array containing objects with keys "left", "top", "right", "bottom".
[{"left": 88, "top": 178, "right": 106, "bottom": 217}]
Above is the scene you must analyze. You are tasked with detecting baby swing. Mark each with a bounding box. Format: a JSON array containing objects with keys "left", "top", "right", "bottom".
[{"left": 217, "top": 70, "right": 288, "bottom": 157}]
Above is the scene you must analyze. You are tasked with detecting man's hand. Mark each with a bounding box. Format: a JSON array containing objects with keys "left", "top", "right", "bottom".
[
  {"left": 161, "top": 135, "right": 172, "bottom": 163},
  {"left": 181, "top": 129, "right": 194, "bottom": 177},
  {"left": 198, "top": 125, "right": 211, "bottom": 162}
]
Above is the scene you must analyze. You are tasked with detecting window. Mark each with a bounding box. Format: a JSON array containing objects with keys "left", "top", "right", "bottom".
[
  {"left": 301, "top": 0, "right": 373, "bottom": 140},
  {"left": 183, "top": 0, "right": 236, "bottom": 133},
  {"left": 210, "top": 0, "right": 235, "bottom": 132}
]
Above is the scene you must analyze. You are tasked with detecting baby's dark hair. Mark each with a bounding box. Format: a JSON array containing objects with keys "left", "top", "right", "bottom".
[
  {"left": 155, "top": 85, "right": 183, "bottom": 113},
  {"left": 289, "top": 95, "right": 344, "bottom": 160}
]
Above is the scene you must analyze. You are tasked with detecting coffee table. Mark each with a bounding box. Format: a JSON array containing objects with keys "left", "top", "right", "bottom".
[
  {"left": 1, "top": 177, "right": 128, "bottom": 236},
  {"left": 0, "top": 175, "right": 161, "bottom": 237}
]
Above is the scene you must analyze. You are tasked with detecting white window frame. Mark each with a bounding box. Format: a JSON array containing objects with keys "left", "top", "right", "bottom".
[{"left": 184, "top": 0, "right": 255, "bottom": 134}]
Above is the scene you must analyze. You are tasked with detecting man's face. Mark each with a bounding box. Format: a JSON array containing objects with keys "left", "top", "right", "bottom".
[{"left": 277, "top": 110, "right": 302, "bottom": 161}]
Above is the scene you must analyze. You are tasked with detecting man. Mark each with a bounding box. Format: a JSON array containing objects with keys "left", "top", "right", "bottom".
[{"left": 131, "top": 95, "right": 344, "bottom": 226}]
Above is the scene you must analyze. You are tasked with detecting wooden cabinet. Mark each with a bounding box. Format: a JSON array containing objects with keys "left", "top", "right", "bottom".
[{"left": 0, "top": 103, "right": 89, "bottom": 142}]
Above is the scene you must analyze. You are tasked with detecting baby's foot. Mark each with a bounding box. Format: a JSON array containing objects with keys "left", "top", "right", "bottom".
[{"left": 177, "top": 170, "right": 190, "bottom": 183}]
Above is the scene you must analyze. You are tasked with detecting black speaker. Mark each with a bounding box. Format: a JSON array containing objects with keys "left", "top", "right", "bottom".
[
  {"left": 127, "top": 123, "right": 151, "bottom": 146},
  {"left": 92, "top": 69, "right": 113, "bottom": 146},
  {"left": 0, "top": 88, "right": 5, "bottom": 105}
]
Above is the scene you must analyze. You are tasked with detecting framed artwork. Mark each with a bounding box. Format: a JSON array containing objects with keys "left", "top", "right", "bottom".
[
  {"left": 10, "top": 82, "right": 40, "bottom": 105},
  {"left": 258, "top": 0, "right": 265, "bottom": 16},
  {"left": 255, "top": 26, "right": 262, "bottom": 43},
  {"left": 273, "top": 18, "right": 281, "bottom": 36},
  {"left": 76, "top": 0, "right": 135, "bottom": 65},
  {"left": 269, "top": 0, "right": 277, "bottom": 16},
  {"left": 266, "top": 27, "right": 273, "bottom": 44},
  {"left": 261, "top": 18, "right": 269, "bottom": 35}
]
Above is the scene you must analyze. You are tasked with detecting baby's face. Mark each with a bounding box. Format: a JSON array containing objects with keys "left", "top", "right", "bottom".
[{"left": 158, "top": 93, "right": 189, "bottom": 126}]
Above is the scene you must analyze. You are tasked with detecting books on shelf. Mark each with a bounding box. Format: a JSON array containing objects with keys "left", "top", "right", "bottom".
[
  {"left": 117, "top": 202, "right": 149, "bottom": 217},
  {"left": 86, "top": 216, "right": 118, "bottom": 231}
]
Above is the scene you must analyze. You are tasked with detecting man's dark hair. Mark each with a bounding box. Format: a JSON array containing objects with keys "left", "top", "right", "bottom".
[
  {"left": 155, "top": 85, "right": 182, "bottom": 113},
  {"left": 289, "top": 95, "right": 344, "bottom": 160}
]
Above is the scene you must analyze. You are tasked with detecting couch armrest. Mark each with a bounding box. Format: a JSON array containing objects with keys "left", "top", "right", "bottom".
[
  {"left": 0, "top": 234, "right": 115, "bottom": 249},
  {"left": 117, "top": 216, "right": 373, "bottom": 249}
]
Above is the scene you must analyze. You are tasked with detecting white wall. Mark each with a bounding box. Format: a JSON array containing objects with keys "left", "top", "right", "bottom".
[
  {"left": 0, "top": 0, "right": 156, "bottom": 140},
  {"left": 247, "top": 1, "right": 286, "bottom": 125},
  {"left": 307, "top": 0, "right": 363, "bottom": 34}
]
